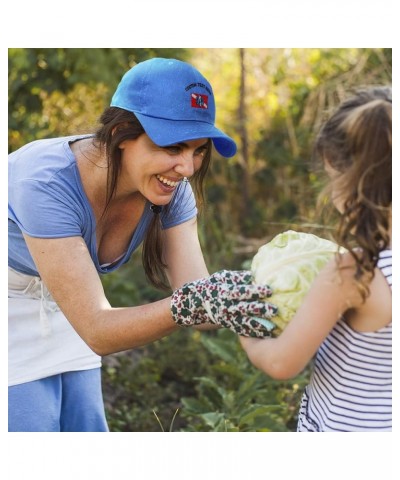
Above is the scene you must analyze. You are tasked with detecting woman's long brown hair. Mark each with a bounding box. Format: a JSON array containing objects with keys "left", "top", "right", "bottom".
[
  {"left": 94, "top": 107, "right": 211, "bottom": 290},
  {"left": 315, "top": 86, "right": 392, "bottom": 300}
]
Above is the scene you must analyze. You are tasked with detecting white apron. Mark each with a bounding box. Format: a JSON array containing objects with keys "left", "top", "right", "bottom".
[{"left": 8, "top": 267, "right": 101, "bottom": 386}]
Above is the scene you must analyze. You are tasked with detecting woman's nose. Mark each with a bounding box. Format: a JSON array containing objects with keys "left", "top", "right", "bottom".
[{"left": 175, "top": 152, "right": 195, "bottom": 178}]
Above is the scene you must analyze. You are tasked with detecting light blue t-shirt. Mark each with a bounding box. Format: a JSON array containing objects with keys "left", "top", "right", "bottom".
[{"left": 8, "top": 135, "right": 198, "bottom": 276}]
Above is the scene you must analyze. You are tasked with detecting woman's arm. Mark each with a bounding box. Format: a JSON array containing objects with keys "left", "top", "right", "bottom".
[
  {"left": 24, "top": 233, "right": 177, "bottom": 356},
  {"left": 23, "top": 217, "right": 209, "bottom": 356},
  {"left": 240, "top": 254, "right": 363, "bottom": 380},
  {"left": 162, "top": 216, "right": 209, "bottom": 289},
  {"left": 163, "top": 216, "right": 222, "bottom": 331}
]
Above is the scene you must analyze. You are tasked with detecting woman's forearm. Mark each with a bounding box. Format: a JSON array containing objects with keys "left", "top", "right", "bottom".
[{"left": 82, "top": 296, "right": 179, "bottom": 356}]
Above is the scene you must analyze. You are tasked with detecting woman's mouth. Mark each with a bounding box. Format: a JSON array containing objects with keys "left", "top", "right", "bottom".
[{"left": 156, "top": 175, "right": 180, "bottom": 190}]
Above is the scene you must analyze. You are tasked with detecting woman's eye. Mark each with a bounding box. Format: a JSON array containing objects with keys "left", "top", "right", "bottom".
[
  {"left": 195, "top": 147, "right": 207, "bottom": 157},
  {"left": 165, "top": 146, "right": 181, "bottom": 154}
]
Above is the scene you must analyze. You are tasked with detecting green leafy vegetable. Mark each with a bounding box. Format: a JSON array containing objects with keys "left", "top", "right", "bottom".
[{"left": 251, "top": 230, "right": 346, "bottom": 335}]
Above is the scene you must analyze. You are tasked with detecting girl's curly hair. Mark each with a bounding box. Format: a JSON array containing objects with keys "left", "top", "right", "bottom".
[{"left": 315, "top": 86, "right": 392, "bottom": 300}]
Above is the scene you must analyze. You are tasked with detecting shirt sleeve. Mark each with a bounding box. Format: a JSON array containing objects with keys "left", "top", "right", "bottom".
[
  {"left": 8, "top": 178, "right": 85, "bottom": 238},
  {"left": 161, "top": 181, "right": 198, "bottom": 230}
]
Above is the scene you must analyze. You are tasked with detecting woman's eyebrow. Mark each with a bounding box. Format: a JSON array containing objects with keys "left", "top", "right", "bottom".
[{"left": 169, "top": 140, "right": 209, "bottom": 148}]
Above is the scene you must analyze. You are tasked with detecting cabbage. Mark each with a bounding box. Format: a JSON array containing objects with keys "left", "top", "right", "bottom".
[{"left": 251, "top": 230, "right": 346, "bottom": 335}]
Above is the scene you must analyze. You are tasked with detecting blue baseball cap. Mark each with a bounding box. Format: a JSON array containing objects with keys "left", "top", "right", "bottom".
[{"left": 110, "top": 58, "right": 237, "bottom": 157}]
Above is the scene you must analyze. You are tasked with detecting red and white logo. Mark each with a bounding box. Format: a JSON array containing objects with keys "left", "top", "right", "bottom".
[{"left": 191, "top": 93, "right": 208, "bottom": 109}]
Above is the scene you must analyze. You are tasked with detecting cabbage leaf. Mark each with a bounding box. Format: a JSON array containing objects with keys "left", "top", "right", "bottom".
[{"left": 251, "top": 230, "right": 346, "bottom": 335}]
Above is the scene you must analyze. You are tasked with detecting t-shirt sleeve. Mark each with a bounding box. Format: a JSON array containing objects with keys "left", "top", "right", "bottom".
[
  {"left": 8, "top": 178, "right": 84, "bottom": 238},
  {"left": 161, "top": 181, "right": 198, "bottom": 230}
]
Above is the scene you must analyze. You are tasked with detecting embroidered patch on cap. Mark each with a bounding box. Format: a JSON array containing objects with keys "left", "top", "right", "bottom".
[{"left": 191, "top": 93, "right": 208, "bottom": 109}]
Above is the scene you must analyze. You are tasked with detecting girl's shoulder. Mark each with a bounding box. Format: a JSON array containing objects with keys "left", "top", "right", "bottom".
[
  {"left": 318, "top": 252, "right": 363, "bottom": 309},
  {"left": 333, "top": 250, "right": 392, "bottom": 332}
]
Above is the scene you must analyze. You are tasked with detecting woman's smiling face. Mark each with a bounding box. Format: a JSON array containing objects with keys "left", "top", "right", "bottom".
[{"left": 118, "top": 134, "right": 208, "bottom": 205}]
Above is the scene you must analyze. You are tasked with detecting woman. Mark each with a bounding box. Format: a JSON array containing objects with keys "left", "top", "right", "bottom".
[{"left": 8, "top": 57, "right": 277, "bottom": 431}]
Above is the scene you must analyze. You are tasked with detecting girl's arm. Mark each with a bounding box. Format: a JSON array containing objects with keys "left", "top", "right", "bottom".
[
  {"left": 23, "top": 216, "right": 209, "bottom": 356},
  {"left": 240, "top": 254, "right": 363, "bottom": 380}
]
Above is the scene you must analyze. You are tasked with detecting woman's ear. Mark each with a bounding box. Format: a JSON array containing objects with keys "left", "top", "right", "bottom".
[
  {"left": 111, "top": 123, "right": 136, "bottom": 149},
  {"left": 111, "top": 125, "right": 128, "bottom": 149},
  {"left": 111, "top": 126, "right": 121, "bottom": 139},
  {"left": 118, "top": 138, "right": 127, "bottom": 149}
]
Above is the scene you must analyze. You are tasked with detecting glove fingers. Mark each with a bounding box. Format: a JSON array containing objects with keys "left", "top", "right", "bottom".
[
  {"left": 224, "top": 316, "right": 274, "bottom": 338},
  {"left": 241, "top": 315, "right": 276, "bottom": 334},
  {"left": 224, "top": 283, "right": 273, "bottom": 301},
  {"left": 209, "top": 270, "right": 252, "bottom": 285},
  {"left": 228, "top": 300, "right": 278, "bottom": 318},
  {"left": 238, "top": 325, "right": 269, "bottom": 338}
]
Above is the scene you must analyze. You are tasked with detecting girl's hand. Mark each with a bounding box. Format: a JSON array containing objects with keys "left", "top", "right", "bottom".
[{"left": 170, "top": 270, "right": 277, "bottom": 337}]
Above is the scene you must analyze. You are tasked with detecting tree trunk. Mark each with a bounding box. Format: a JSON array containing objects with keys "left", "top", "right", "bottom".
[{"left": 238, "top": 48, "right": 250, "bottom": 231}]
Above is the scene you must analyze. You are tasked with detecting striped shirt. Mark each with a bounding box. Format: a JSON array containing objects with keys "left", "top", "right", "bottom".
[{"left": 297, "top": 250, "right": 392, "bottom": 432}]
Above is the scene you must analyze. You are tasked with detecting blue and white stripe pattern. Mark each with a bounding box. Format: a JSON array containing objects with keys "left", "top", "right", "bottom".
[{"left": 297, "top": 250, "right": 392, "bottom": 432}]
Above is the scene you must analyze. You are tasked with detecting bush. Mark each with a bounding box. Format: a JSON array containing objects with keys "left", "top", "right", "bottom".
[{"left": 102, "top": 328, "right": 308, "bottom": 432}]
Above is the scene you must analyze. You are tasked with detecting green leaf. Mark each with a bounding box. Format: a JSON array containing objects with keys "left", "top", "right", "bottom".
[
  {"left": 181, "top": 397, "right": 212, "bottom": 415},
  {"left": 200, "top": 334, "right": 238, "bottom": 363},
  {"left": 194, "top": 376, "right": 226, "bottom": 399},
  {"left": 239, "top": 404, "right": 283, "bottom": 425},
  {"left": 236, "top": 372, "right": 264, "bottom": 404},
  {"left": 199, "top": 412, "right": 226, "bottom": 429}
]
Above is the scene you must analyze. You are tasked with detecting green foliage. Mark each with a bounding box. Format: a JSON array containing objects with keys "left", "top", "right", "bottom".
[
  {"left": 102, "top": 328, "right": 214, "bottom": 432},
  {"left": 8, "top": 48, "right": 189, "bottom": 152},
  {"left": 192, "top": 48, "right": 391, "bottom": 239},
  {"left": 180, "top": 330, "right": 307, "bottom": 431},
  {"left": 103, "top": 329, "right": 307, "bottom": 432}
]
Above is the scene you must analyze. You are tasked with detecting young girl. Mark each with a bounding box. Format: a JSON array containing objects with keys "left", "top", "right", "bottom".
[{"left": 240, "top": 86, "right": 392, "bottom": 431}]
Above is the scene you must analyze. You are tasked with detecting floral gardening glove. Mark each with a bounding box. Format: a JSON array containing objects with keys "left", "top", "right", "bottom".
[{"left": 171, "top": 270, "right": 278, "bottom": 338}]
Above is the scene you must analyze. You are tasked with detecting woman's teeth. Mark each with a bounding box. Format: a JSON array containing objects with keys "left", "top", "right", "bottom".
[{"left": 156, "top": 175, "right": 179, "bottom": 187}]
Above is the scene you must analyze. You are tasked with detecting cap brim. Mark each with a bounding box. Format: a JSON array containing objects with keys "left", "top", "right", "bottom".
[{"left": 135, "top": 112, "right": 237, "bottom": 158}]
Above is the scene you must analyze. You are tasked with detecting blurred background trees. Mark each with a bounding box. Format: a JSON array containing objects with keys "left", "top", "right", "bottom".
[{"left": 8, "top": 48, "right": 391, "bottom": 431}]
